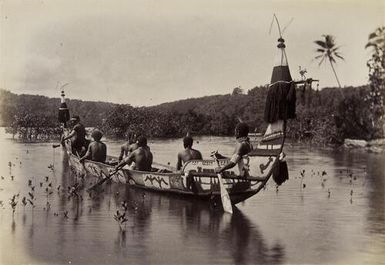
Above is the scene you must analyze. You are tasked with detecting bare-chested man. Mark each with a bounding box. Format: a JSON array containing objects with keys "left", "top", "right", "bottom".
[
  {"left": 214, "top": 122, "right": 253, "bottom": 177},
  {"left": 118, "top": 133, "right": 138, "bottom": 162},
  {"left": 79, "top": 129, "right": 107, "bottom": 163},
  {"left": 115, "top": 136, "right": 153, "bottom": 171},
  {"left": 61, "top": 115, "right": 87, "bottom": 156},
  {"left": 176, "top": 135, "right": 202, "bottom": 170}
]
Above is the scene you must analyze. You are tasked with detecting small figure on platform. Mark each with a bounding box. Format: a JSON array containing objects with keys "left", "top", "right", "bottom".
[
  {"left": 61, "top": 115, "right": 87, "bottom": 156},
  {"left": 214, "top": 122, "right": 253, "bottom": 177},
  {"left": 115, "top": 136, "right": 153, "bottom": 171},
  {"left": 79, "top": 129, "right": 107, "bottom": 163},
  {"left": 176, "top": 135, "right": 202, "bottom": 171},
  {"left": 118, "top": 132, "right": 138, "bottom": 162}
]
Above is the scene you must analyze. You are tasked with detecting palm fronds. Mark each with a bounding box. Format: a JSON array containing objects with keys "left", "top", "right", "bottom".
[{"left": 314, "top": 34, "right": 344, "bottom": 88}]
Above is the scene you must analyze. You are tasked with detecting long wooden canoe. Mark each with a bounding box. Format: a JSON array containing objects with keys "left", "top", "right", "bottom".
[{"left": 62, "top": 123, "right": 284, "bottom": 205}]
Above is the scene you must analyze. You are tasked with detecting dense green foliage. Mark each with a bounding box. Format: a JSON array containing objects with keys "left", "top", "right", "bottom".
[
  {"left": 290, "top": 85, "right": 384, "bottom": 144},
  {"left": 100, "top": 87, "right": 268, "bottom": 139},
  {"left": 0, "top": 86, "right": 268, "bottom": 140},
  {"left": 0, "top": 89, "right": 116, "bottom": 140},
  {"left": 364, "top": 26, "right": 385, "bottom": 139},
  {"left": 1, "top": 83, "right": 383, "bottom": 145}
]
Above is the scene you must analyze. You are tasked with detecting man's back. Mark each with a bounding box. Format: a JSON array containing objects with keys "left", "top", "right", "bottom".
[
  {"left": 179, "top": 148, "right": 202, "bottom": 162},
  {"left": 88, "top": 141, "right": 107, "bottom": 163},
  {"left": 177, "top": 148, "right": 202, "bottom": 170},
  {"left": 127, "top": 146, "right": 152, "bottom": 171},
  {"left": 72, "top": 123, "right": 86, "bottom": 146}
]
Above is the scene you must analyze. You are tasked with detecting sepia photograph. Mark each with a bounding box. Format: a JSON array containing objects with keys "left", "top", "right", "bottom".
[{"left": 0, "top": 0, "right": 384, "bottom": 264}]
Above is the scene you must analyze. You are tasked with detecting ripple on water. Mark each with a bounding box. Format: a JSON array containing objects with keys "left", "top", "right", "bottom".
[{"left": 0, "top": 131, "right": 384, "bottom": 264}]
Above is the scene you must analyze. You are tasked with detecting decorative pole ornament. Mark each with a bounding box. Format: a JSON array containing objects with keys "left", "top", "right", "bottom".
[
  {"left": 58, "top": 90, "right": 70, "bottom": 127},
  {"left": 264, "top": 15, "right": 296, "bottom": 125}
]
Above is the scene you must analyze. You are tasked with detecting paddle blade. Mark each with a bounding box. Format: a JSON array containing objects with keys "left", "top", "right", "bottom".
[
  {"left": 217, "top": 173, "right": 233, "bottom": 214},
  {"left": 87, "top": 169, "right": 118, "bottom": 192},
  {"left": 87, "top": 178, "right": 107, "bottom": 192}
]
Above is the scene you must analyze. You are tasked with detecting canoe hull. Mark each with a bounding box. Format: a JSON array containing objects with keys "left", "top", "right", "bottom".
[
  {"left": 61, "top": 123, "right": 285, "bottom": 205},
  {"left": 64, "top": 144, "right": 268, "bottom": 205}
]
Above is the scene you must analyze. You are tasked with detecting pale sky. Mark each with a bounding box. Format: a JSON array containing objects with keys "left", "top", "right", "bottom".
[{"left": 0, "top": 0, "right": 384, "bottom": 106}]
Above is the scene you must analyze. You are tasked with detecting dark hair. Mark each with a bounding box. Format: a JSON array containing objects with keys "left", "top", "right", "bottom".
[
  {"left": 71, "top": 115, "right": 80, "bottom": 121},
  {"left": 137, "top": 136, "right": 147, "bottom": 147},
  {"left": 91, "top": 129, "right": 103, "bottom": 141},
  {"left": 235, "top": 122, "right": 249, "bottom": 138},
  {"left": 183, "top": 136, "right": 193, "bottom": 148}
]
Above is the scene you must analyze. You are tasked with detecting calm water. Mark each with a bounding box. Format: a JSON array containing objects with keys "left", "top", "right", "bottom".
[{"left": 0, "top": 130, "right": 384, "bottom": 265}]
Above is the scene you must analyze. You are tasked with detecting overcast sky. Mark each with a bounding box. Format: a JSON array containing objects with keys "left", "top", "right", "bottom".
[{"left": 0, "top": 0, "right": 383, "bottom": 106}]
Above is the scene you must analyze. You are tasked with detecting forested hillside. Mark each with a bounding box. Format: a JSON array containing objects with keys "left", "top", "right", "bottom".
[
  {"left": 0, "top": 89, "right": 117, "bottom": 139},
  {"left": 0, "top": 84, "right": 383, "bottom": 144}
]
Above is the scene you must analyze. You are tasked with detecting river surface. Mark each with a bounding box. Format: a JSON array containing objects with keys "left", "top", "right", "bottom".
[{"left": 0, "top": 130, "right": 384, "bottom": 265}]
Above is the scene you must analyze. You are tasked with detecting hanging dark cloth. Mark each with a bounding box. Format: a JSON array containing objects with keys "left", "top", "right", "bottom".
[
  {"left": 286, "top": 81, "right": 296, "bottom": 119},
  {"left": 264, "top": 65, "right": 296, "bottom": 123},
  {"left": 272, "top": 161, "right": 289, "bottom": 186},
  {"left": 58, "top": 102, "right": 70, "bottom": 124}
]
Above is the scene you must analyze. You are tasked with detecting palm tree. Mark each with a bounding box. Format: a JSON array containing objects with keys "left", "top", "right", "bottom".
[
  {"left": 365, "top": 26, "right": 385, "bottom": 88},
  {"left": 365, "top": 26, "right": 385, "bottom": 52},
  {"left": 314, "top": 35, "right": 344, "bottom": 88},
  {"left": 365, "top": 26, "right": 385, "bottom": 137}
]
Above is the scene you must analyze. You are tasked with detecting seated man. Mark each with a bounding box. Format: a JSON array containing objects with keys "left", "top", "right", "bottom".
[
  {"left": 79, "top": 129, "right": 107, "bottom": 163},
  {"left": 214, "top": 122, "right": 253, "bottom": 177},
  {"left": 61, "top": 115, "right": 87, "bottom": 156},
  {"left": 118, "top": 133, "right": 137, "bottom": 162},
  {"left": 176, "top": 135, "right": 202, "bottom": 170},
  {"left": 115, "top": 136, "right": 152, "bottom": 171}
]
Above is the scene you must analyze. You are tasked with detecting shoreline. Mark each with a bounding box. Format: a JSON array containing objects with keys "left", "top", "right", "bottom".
[
  {"left": 343, "top": 138, "right": 385, "bottom": 153},
  {"left": 3, "top": 129, "right": 384, "bottom": 153}
]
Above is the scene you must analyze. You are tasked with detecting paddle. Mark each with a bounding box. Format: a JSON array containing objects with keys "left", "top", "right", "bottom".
[
  {"left": 87, "top": 166, "right": 122, "bottom": 192},
  {"left": 213, "top": 156, "right": 233, "bottom": 214}
]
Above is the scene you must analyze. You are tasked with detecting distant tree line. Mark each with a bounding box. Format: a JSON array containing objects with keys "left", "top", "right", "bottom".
[
  {"left": 1, "top": 84, "right": 383, "bottom": 145},
  {"left": 0, "top": 90, "right": 113, "bottom": 140},
  {"left": 101, "top": 88, "right": 267, "bottom": 139}
]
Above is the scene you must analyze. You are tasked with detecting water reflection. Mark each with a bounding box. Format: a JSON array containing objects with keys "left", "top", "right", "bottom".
[
  {"left": 104, "top": 185, "right": 286, "bottom": 265},
  {"left": 365, "top": 153, "right": 385, "bottom": 234},
  {"left": 227, "top": 209, "right": 285, "bottom": 264},
  {"left": 0, "top": 133, "right": 384, "bottom": 264},
  {"left": 11, "top": 219, "right": 16, "bottom": 234}
]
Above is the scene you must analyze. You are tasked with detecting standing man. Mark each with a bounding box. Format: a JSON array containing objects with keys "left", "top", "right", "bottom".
[
  {"left": 214, "top": 122, "right": 253, "bottom": 177},
  {"left": 176, "top": 135, "right": 202, "bottom": 170},
  {"left": 61, "top": 115, "right": 87, "bottom": 156},
  {"left": 79, "top": 129, "right": 107, "bottom": 163},
  {"left": 115, "top": 136, "right": 153, "bottom": 171}
]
